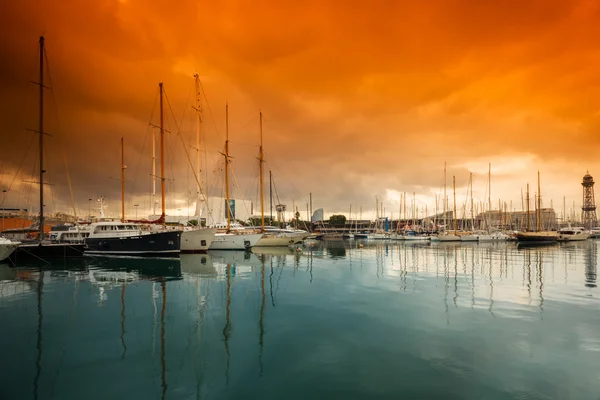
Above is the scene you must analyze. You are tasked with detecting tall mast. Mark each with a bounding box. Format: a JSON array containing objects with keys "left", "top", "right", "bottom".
[
  {"left": 159, "top": 83, "right": 166, "bottom": 226},
  {"left": 152, "top": 127, "right": 156, "bottom": 215},
  {"left": 121, "top": 137, "right": 125, "bottom": 223},
  {"left": 259, "top": 111, "right": 265, "bottom": 232},
  {"left": 453, "top": 176, "right": 457, "bottom": 235},
  {"left": 526, "top": 183, "right": 530, "bottom": 231},
  {"left": 38, "top": 36, "right": 45, "bottom": 241},
  {"left": 443, "top": 162, "right": 447, "bottom": 230},
  {"left": 488, "top": 162, "right": 492, "bottom": 229},
  {"left": 469, "top": 172, "right": 474, "bottom": 231},
  {"left": 194, "top": 74, "right": 202, "bottom": 219},
  {"left": 270, "top": 171, "right": 273, "bottom": 224},
  {"left": 537, "top": 171, "right": 541, "bottom": 231},
  {"left": 403, "top": 192, "right": 406, "bottom": 224},
  {"left": 488, "top": 163, "right": 492, "bottom": 213},
  {"left": 563, "top": 196, "right": 566, "bottom": 225},
  {"left": 224, "top": 103, "right": 231, "bottom": 231}
]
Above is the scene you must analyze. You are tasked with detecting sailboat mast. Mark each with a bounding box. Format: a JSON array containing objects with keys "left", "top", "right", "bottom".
[
  {"left": 225, "top": 103, "right": 231, "bottom": 231},
  {"left": 38, "top": 36, "right": 45, "bottom": 240},
  {"left": 443, "top": 162, "right": 447, "bottom": 230},
  {"left": 194, "top": 74, "right": 202, "bottom": 219},
  {"left": 270, "top": 171, "right": 273, "bottom": 224},
  {"left": 259, "top": 111, "right": 265, "bottom": 232},
  {"left": 469, "top": 173, "right": 474, "bottom": 231},
  {"left": 453, "top": 176, "right": 457, "bottom": 235},
  {"left": 526, "top": 183, "right": 530, "bottom": 231},
  {"left": 488, "top": 163, "right": 492, "bottom": 213},
  {"left": 152, "top": 127, "right": 156, "bottom": 216},
  {"left": 403, "top": 192, "right": 406, "bottom": 224},
  {"left": 488, "top": 162, "right": 492, "bottom": 229},
  {"left": 537, "top": 171, "right": 541, "bottom": 231},
  {"left": 121, "top": 137, "right": 125, "bottom": 223},
  {"left": 159, "top": 83, "right": 166, "bottom": 226}
]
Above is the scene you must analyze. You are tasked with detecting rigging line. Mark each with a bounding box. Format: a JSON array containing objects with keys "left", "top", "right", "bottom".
[
  {"left": 231, "top": 112, "right": 259, "bottom": 138},
  {"left": 0, "top": 133, "right": 36, "bottom": 208},
  {"left": 44, "top": 48, "right": 77, "bottom": 218},
  {"left": 197, "top": 77, "right": 221, "bottom": 140},
  {"left": 127, "top": 126, "right": 151, "bottom": 210},
  {"left": 263, "top": 157, "right": 303, "bottom": 201},
  {"left": 27, "top": 145, "right": 38, "bottom": 216},
  {"left": 163, "top": 88, "right": 213, "bottom": 222}
]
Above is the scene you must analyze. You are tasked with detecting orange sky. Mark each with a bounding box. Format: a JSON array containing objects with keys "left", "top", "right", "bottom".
[{"left": 1, "top": 0, "right": 600, "bottom": 221}]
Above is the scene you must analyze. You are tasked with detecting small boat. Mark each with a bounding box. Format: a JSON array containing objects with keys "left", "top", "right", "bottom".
[
  {"left": 516, "top": 172, "right": 557, "bottom": 245},
  {"left": 84, "top": 221, "right": 181, "bottom": 257},
  {"left": 0, "top": 237, "right": 20, "bottom": 262},
  {"left": 557, "top": 226, "right": 589, "bottom": 242},
  {"left": 589, "top": 228, "right": 600, "bottom": 239},
  {"left": 477, "top": 231, "right": 510, "bottom": 242}
]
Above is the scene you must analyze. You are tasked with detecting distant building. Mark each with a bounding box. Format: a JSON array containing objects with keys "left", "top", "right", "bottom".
[{"left": 311, "top": 208, "right": 324, "bottom": 223}]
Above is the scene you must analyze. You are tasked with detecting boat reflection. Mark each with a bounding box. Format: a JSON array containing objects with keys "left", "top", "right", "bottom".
[
  {"left": 86, "top": 257, "right": 182, "bottom": 281},
  {"left": 180, "top": 253, "right": 216, "bottom": 277}
]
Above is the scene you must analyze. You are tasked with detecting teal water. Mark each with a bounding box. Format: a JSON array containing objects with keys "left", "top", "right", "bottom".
[{"left": 0, "top": 240, "right": 598, "bottom": 400}]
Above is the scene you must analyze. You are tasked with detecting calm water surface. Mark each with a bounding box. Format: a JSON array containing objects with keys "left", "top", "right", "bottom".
[{"left": 0, "top": 240, "right": 598, "bottom": 399}]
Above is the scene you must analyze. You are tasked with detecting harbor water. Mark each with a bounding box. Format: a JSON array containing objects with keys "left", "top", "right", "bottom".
[{"left": 0, "top": 240, "right": 598, "bottom": 399}]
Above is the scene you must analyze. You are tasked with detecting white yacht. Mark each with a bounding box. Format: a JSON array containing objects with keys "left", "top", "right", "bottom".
[
  {"left": 557, "top": 227, "right": 589, "bottom": 242},
  {"left": 180, "top": 227, "right": 217, "bottom": 253},
  {"left": 210, "top": 232, "right": 263, "bottom": 250},
  {"left": 207, "top": 221, "right": 263, "bottom": 250},
  {"left": 0, "top": 237, "right": 20, "bottom": 262},
  {"left": 256, "top": 226, "right": 310, "bottom": 247}
]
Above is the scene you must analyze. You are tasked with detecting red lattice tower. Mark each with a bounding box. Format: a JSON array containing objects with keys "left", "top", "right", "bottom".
[{"left": 582, "top": 172, "right": 597, "bottom": 230}]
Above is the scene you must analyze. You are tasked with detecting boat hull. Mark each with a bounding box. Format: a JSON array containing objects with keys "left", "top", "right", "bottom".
[
  {"left": 181, "top": 228, "right": 217, "bottom": 253},
  {"left": 0, "top": 242, "right": 20, "bottom": 262},
  {"left": 404, "top": 236, "right": 430, "bottom": 241},
  {"left": 84, "top": 230, "right": 181, "bottom": 257},
  {"left": 557, "top": 234, "right": 590, "bottom": 242},
  {"left": 515, "top": 231, "right": 557, "bottom": 243},
  {"left": 256, "top": 234, "right": 303, "bottom": 247},
  {"left": 478, "top": 233, "right": 510, "bottom": 242},
  {"left": 10, "top": 242, "right": 85, "bottom": 263},
  {"left": 209, "top": 233, "right": 263, "bottom": 250},
  {"left": 431, "top": 234, "right": 461, "bottom": 242}
]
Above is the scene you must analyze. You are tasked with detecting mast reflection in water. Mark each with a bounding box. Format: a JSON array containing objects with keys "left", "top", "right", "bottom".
[{"left": 0, "top": 241, "right": 598, "bottom": 399}]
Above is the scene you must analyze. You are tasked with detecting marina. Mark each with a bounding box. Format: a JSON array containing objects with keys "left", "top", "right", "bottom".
[
  {"left": 2, "top": 3, "right": 600, "bottom": 398},
  {"left": 1, "top": 240, "right": 598, "bottom": 399}
]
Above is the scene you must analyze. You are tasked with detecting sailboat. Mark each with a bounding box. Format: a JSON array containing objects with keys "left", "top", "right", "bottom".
[
  {"left": 478, "top": 164, "right": 509, "bottom": 242},
  {"left": 10, "top": 37, "right": 85, "bottom": 263},
  {"left": 255, "top": 113, "right": 308, "bottom": 247},
  {"left": 459, "top": 173, "right": 479, "bottom": 242},
  {"left": 515, "top": 172, "right": 557, "bottom": 244},
  {"left": 208, "top": 104, "right": 263, "bottom": 250},
  {"left": 84, "top": 133, "right": 182, "bottom": 257},
  {"left": 432, "top": 170, "right": 461, "bottom": 242},
  {"left": 178, "top": 75, "right": 217, "bottom": 252}
]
